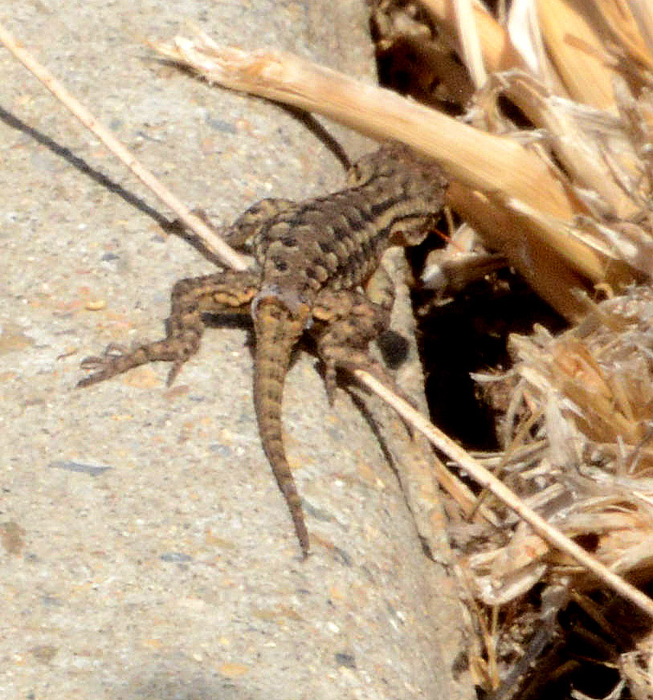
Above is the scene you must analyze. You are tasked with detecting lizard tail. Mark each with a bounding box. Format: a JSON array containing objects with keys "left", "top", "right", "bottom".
[{"left": 252, "top": 297, "right": 310, "bottom": 557}]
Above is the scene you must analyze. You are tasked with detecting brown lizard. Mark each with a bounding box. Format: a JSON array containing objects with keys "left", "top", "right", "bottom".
[{"left": 78, "top": 143, "right": 447, "bottom": 557}]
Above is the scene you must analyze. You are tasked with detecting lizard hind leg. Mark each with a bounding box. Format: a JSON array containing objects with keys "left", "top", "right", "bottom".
[
  {"left": 78, "top": 270, "right": 258, "bottom": 389},
  {"left": 312, "top": 288, "right": 421, "bottom": 452},
  {"left": 312, "top": 288, "right": 395, "bottom": 404}
]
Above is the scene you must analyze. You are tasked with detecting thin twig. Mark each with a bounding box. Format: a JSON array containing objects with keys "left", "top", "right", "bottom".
[
  {"left": 0, "top": 21, "right": 248, "bottom": 272},
  {"left": 355, "top": 369, "right": 653, "bottom": 620}
]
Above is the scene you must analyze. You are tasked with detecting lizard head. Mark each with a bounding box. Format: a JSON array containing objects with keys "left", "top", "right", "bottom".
[{"left": 347, "top": 142, "right": 446, "bottom": 207}]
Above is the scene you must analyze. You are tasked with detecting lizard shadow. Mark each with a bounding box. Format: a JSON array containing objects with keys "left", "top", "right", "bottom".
[{"left": 0, "top": 104, "right": 223, "bottom": 265}]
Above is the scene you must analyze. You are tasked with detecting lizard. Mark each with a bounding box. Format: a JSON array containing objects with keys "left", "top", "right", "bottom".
[{"left": 77, "top": 142, "right": 447, "bottom": 558}]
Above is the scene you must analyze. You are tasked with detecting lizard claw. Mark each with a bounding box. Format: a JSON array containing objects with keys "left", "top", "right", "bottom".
[
  {"left": 165, "top": 360, "right": 184, "bottom": 387},
  {"left": 77, "top": 343, "right": 131, "bottom": 388},
  {"left": 80, "top": 342, "right": 128, "bottom": 367}
]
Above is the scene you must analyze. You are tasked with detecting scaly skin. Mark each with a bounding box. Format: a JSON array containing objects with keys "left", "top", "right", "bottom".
[
  {"left": 78, "top": 143, "right": 447, "bottom": 557},
  {"left": 252, "top": 298, "right": 309, "bottom": 555}
]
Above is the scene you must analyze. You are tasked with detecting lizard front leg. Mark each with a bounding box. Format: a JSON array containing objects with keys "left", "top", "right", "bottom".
[
  {"left": 78, "top": 269, "right": 258, "bottom": 388},
  {"left": 221, "top": 198, "right": 297, "bottom": 248}
]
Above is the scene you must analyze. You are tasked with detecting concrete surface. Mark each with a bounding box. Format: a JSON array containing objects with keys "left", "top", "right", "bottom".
[{"left": 0, "top": 2, "right": 473, "bottom": 698}]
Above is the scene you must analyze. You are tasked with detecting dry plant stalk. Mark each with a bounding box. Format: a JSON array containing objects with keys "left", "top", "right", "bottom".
[
  {"left": 420, "top": 0, "right": 527, "bottom": 73},
  {"left": 407, "top": 1, "right": 653, "bottom": 685},
  {"left": 152, "top": 34, "right": 575, "bottom": 219},
  {"left": 464, "top": 285, "right": 653, "bottom": 637},
  {"left": 536, "top": 0, "right": 620, "bottom": 109}
]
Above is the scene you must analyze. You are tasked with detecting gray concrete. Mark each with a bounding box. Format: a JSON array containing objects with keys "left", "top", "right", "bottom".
[{"left": 0, "top": 2, "right": 472, "bottom": 698}]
